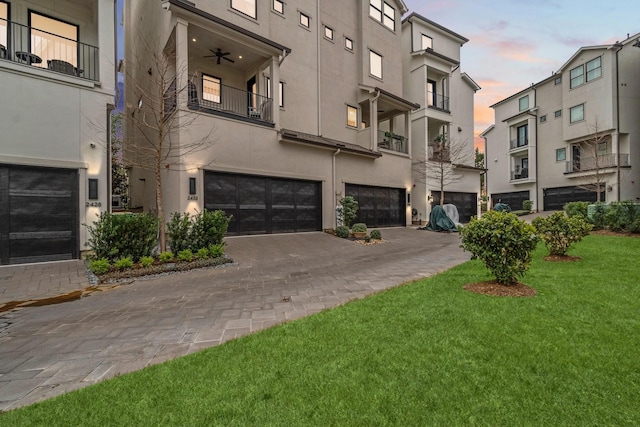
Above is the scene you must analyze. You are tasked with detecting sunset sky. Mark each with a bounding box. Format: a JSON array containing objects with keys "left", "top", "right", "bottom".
[{"left": 403, "top": 0, "right": 639, "bottom": 151}]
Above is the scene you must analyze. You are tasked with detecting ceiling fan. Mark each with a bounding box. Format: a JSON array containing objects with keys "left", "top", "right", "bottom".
[{"left": 204, "top": 48, "right": 235, "bottom": 65}]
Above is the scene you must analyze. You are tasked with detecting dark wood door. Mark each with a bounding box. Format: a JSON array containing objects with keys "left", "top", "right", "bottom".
[{"left": 345, "top": 184, "right": 406, "bottom": 227}]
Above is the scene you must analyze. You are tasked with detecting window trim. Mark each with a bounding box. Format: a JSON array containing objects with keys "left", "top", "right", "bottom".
[
  {"left": 0, "top": 1, "right": 9, "bottom": 52},
  {"left": 421, "top": 33, "right": 433, "bottom": 50},
  {"left": 28, "top": 9, "right": 79, "bottom": 67},
  {"left": 202, "top": 73, "right": 222, "bottom": 104},
  {"left": 344, "top": 36, "right": 353, "bottom": 51},
  {"left": 299, "top": 11, "right": 310, "bottom": 28},
  {"left": 324, "top": 25, "right": 334, "bottom": 41},
  {"left": 369, "top": 49, "right": 383, "bottom": 80},
  {"left": 230, "top": 0, "right": 257, "bottom": 19},
  {"left": 570, "top": 56, "right": 602, "bottom": 89},
  {"left": 540, "top": 115, "right": 547, "bottom": 123},
  {"left": 278, "top": 81, "right": 284, "bottom": 108},
  {"left": 347, "top": 105, "right": 358, "bottom": 128},
  {"left": 516, "top": 124, "right": 528, "bottom": 147},
  {"left": 586, "top": 56, "right": 602, "bottom": 82},
  {"left": 570, "top": 103, "right": 584, "bottom": 124},
  {"left": 554, "top": 76, "right": 562, "bottom": 85},
  {"left": 554, "top": 110, "right": 562, "bottom": 118},
  {"left": 272, "top": 0, "right": 284, "bottom": 14},
  {"left": 369, "top": 0, "right": 395, "bottom": 32},
  {"left": 556, "top": 148, "right": 566, "bottom": 162},
  {"left": 518, "top": 95, "right": 529, "bottom": 111}
]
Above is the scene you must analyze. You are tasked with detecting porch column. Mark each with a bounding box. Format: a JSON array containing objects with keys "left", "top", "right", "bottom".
[
  {"left": 175, "top": 18, "right": 189, "bottom": 108},
  {"left": 405, "top": 111, "right": 411, "bottom": 157},
  {"left": 269, "top": 56, "right": 280, "bottom": 127},
  {"left": 370, "top": 97, "right": 379, "bottom": 151}
]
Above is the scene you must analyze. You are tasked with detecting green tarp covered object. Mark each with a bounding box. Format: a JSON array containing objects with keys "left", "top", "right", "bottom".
[{"left": 422, "top": 205, "right": 458, "bottom": 232}]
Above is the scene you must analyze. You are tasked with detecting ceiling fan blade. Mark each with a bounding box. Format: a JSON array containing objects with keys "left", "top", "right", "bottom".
[
  {"left": 222, "top": 56, "right": 235, "bottom": 63},
  {"left": 217, "top": 56, "right": 221, "bottom": 64}
]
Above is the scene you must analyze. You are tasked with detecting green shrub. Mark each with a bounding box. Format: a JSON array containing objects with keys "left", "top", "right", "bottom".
[
  {"left": 335, "top": 225, "right": 350, "bottom": 238},
  {"left": 630, "top": 218, "right": 640, "bottom": 234},
  {"left": 166, "top": 212, "right": 193, "bottom": 253},
  {"left": 370, "top": 229, "right": 382, "bottom": 240},
  {"left": 86, "top": 212, "right": 158, "bottom": 262},
  {"left": 460, "top": 211, "right": 539, "bottom": 285},
  {"left": 167, "top": 209, "right": 231, "bottom": 253},
  {"left": 159, "top": 251, "right": 174, "bottom": 262},
  {"left": 351, "top": 223, "right": 367, "bottom": 233},
  {"left": 208, "top": 243, "right": 225, "bottom": 258},
  {"left": 89, "top": 258, "right": 110, "bottom": 275},
  {"left": 114, "top": 256, "right": 134, "bottom": 271},
  {"left": 339, "top": 196, "right": 359, "bottom": 228},
  {"left": 564, "top": 201, "right": 589, "bottom": 219},
  {"left": 140, "top": 256, "right": 154, "bottom": 268},
  {"left": 589, "top": 202, "right": 608, "bottom": 230},
  {"left": 364, "top": 235, "right": 371, "bottom": 243},
  {"left": 177, "top": 249, "right": 193, "bottom": 262},
  {"left": 522, "top": 200, "right": 533, "bottom": 211},
  {"left": 604, "top": 200, "right": 639, "bottom": 232},
  {"left": 532, "top": 212, "right": 592, "bottom": 256},
  {"left": 197, "top": 248, "right": 210, "bottom": 259}
]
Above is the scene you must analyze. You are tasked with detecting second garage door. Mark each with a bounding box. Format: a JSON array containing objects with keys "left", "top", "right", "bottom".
[
  {"left": 345, "top": 184, "right": 406, "bottom": 228},
  {"left": 431, "top": 191, "right": 477, "bottom": 223},
  {"left": 204, "top": 171, "right": 322, "bottom": 235}
]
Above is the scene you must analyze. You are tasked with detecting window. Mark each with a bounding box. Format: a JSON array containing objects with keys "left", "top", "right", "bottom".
[
  {"left": 30, "top": 12, "right": 78, "bottom": 68},
  {"left": 556, "top": 148, "right": 566, "bottom": 161},
  {"left": 597, "top": 141, "right": 607, "bottom": 156},
  {"left": 540, "top": 115, "right": 547, "bottom": 123},
  {"left": 427, "top": 80, "right": 436, "bottom": 107},
  {"left": 299, "top": 12, "right": 310, "bottom": 28},
  {"left": 369, "top": 0, "right": 395, "bottom": 31},
  {"left": 273, "top": 0, "right": 284, "bottom": 14},
  {"left": 324, "top": 26, "right": 333, "bottom": 40},
  {"left": 517, "top": 124, "right": 528, "bottom": 147},
  {"left": 202, "top": 74, "right": 221, "bottom": 103},
  {"left": 554, "top": 110, "right": 562, "bottom": 118},
  {"left": 345, "top": 37, "right": 353, "bottom": 51},
  {"left": 570, "top": 104, "right": 584, "bottom": 123},
  {"left": 231, "top": 0, "right": 256, "bottom": 18},
  {"left": 586, "top": 57, "right": 601, "bottom": 81},
  {"left": 570, "top": 65, "right": 584, "bottom": 88},
  {"left": 278, "top": 81, "right": 284, "bottom": 107},
  {"left": 554, "top": 76, "right": 562, "bottom": 85},
  {"left": 0, "top": 1, "right": 7, "bottom": 54},
  {"left": 369, "top": 50, "right": 382, "bottom": 79},
  {"left": 347, "top": 105, "right": 358, "bottom": 128},
  {"left": 421, "top": 34, "right": 433, "bottom": 50},
  {"left": 519, "top": 95, "right": 529, "bottom": 111}
]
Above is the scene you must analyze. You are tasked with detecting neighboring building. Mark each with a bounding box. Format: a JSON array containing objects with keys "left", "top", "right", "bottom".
[
  {"left": 485, "top": 34, "right": 640, "bottom": 211},
  {"left": 402, "top": 13, "right": 481, "bottom": 223},
  {"left": 0, "top": 0, "right": 116, "bottom": 264},
  {"left": 124, "top": 0, "right": 424, "bottom": 235}
]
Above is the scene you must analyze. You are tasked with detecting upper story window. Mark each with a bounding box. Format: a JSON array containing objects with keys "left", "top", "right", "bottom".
[
  {"left": 554, "top": 76, "right": 562, "bottom": 85},
  {"left": 570, "top": 103, "right": 584, "bottom": 123},
  {"left": 555, "top": 109, "right": 562, "bottom": 118},
  {"left": 324, "top": 26, "right": 334, "bottom": 40},
  {"left": 369, "top": 49, "right": 382, "bottom": 79},
  {"left": 597, "top": 141, "right": 607, "bottom": 156},
  {"left": 347, "top": 105, "right": 358, "bottom": 128},
  {"left": 369, "top": 0, "right": 395, "bottom": 31},
  {"left": 556, "top": 148, "right": 566, "bottom": 161},
  {"left": 517, "top": 124, "right": 528, "bottom": 147},
  {"left": 273, "top": 0, "right": 284, "bottom": 14},
  {"left": 0, "top": 1, "right": 7, "bottom": 56},
  {"left": 202, "top": 74, "right": 221, "bottom": 104},
  {"left": 570, "top": 56, "right": 601, "bottom": 89},
  {"left": 231, "top": 0, "right": 256, "bottom": 19},
  {"left": 30, "top": 11, "right": 78, "bottom": 68},
  {"left": 540, "top": 115, "right": 547, "bottom": 123},
  {"left": 421, "top": 34, "right": 433, "bottom": 50},
  {"left": 278, "top": 81, "right": 284, "bottom": 107},
  {"left": 519, "top": 95, "right": 529, "bottom": 111},
  {"left": 345, "top": 37, "right": 353, "bottom": 51},
  {"left": 299, "top": 12, "right": 310, "bottom": 28}
]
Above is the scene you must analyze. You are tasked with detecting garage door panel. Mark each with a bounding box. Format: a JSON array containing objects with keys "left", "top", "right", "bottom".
[
  {"left": 543, "top": 186, "right": 604, "bottom": 211},
  {"left": 432, "top": 191, "right": 476, "bottom": 223},
  {"left": 345, "top": 184, "right": 405, "bottom": 228},
  {"left": 10, "top": 214, "right": 76, "bottom": 233}
]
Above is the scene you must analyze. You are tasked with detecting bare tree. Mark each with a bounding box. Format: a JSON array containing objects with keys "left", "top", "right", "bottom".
[
  {"left": 413, "top": 134, "right": 473, "bottom": 205},
  {"left": 124, "top": 32, "right": 216, "bottom": 251},
  {"left": 573, "top": 120, "right": 610, "bottom": 202}
]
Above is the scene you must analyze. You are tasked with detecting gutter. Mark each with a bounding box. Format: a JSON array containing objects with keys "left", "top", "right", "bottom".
[
  {"left": 614, "top": 43, "right": 622, "bottom": 201},
  {"left": 332, "top": 148, "right": 341, "bottom": 228}
]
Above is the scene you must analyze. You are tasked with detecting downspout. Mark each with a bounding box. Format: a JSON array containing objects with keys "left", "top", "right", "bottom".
[
  {"left": 279, "top": 48, "right": 288, "bottom": 66},
  {"left": 107, "top": 103, "right": 115, "bottom": 212},
  {"left": 332, "top": 148, "right": 341, "bottom": 228},
  {"left": 534, "top": 87, "right": 539, "bottom": 211},
  {"left": 615, "top": 43, "right": 622, "bottom": 201},
  {"left": 316, "top": 0, "right": 321, "bottom": 136},
  {"left": 370, "top": 89, "right": 381, "bottom": 150}
]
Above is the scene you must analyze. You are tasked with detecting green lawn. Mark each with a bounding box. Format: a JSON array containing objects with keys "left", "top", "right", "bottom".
[{"left": 2, "top": 235, "right": 639, "bottom": 426}]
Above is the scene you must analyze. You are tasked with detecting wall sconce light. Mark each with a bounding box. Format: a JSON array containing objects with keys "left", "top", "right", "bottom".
[
  {"left": 189, "top": 177, "right": 197, "bottom": 195},
  {"left": 88, "top": 178, "right": 99, "bottom": 200},
  {"left": 427, "top": 194, "right": 433, "bottom": 202},
  {"left": 607, "top": 185, "right": 613, "bottom": 192},
  {"left": 458, "top": 126, "right": 462, "bottom": 132},
  {"left": 89, "top": 142, "right": 96, "bottom": 148},
  {"left": 406, "top": 192, "right": 411, "bottom": 205}
]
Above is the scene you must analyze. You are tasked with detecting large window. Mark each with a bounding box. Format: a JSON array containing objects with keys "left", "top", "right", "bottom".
[
  {"left": 519, "top": 95, "right": 529, "bottom": 111},
  {"left": 556, "top": 148, "right": 566, "bottom": 161},
  {"left": 570, "top": 56, "right": 601, "bottom": 89},
  {"left": 347, "top": 105, "right": 358, "bottom": 128},
  {"left": 369, "top": 50, "right": 382, "bottom": 79},
  {"left": 0, "top": 1, "right": 7, "bottom": 57},
  {"left": 421, "top": 34, "right": 433, "bottom": 50},
  {"left": 517, "top": 124, "right": 528, "bottom": 147},
  {"left": 231, "top": 0, "right": 256, "bottom": 18},
  {"left": 369, "top": 0, "right": 395, "bottom": 31},
  {"left": 427, "top": 80, "right": 436, "bottom": 107},
  {"left": 570, "top": 104, "right": 584, "bottom": 123},
  {"left": 202, "top": 74, "right": 221, "bottom": 104},
  {"left": 30, "top": 12, "right": 78, "bottom": 68}
]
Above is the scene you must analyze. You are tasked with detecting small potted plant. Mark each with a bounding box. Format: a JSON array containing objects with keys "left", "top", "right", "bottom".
[{"left": 351, "top": 223, "right": 367, "bottom": 239}]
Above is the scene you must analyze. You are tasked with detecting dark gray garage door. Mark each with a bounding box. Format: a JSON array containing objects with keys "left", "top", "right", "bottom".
[
  {"left": 543, "top": 186, "right": 604, "bottom": 211},
  {"left": 431, "top": 191, "right": 477, "bottom": 223},
  {"left": 491, "top": 191, "right": 530, "bottom": 211},
  {"left": 0, "top": 165, "right": 79, "bottom": 265},
  {"left": 204, "top": 171, "right": 322, "bottom": 235},
  {"left": 345, "top": 184, "right": 406, "bottom": 228}
]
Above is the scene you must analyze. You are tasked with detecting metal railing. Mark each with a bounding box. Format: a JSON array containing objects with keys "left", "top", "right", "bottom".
[
  {"left": 0, "top": 18, "right": 99, "bottom": 81},
  {"left": 511, "top": 169, "right": 529, "bottom": 180},
  {"left": 510, "top": 138, "right": 528, "bottom": 149},
  {"left": 427, "top": 91, "right": 449, "bottom": 111},
  {"left": 428, "top": 144, "right": 450, "bottom": 162},
  {"left": 565, "top": 153, "right": 630, "bottom": 173},
  {"left": 187, "top": 75, "right": 273, "bottom": 123},
  {"left": 378, "top": 130, "right": 408, "bottom": 154}
]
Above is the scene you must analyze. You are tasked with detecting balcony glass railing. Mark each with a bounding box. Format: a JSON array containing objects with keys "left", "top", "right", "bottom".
[
  {"left": 427, "top": 91, "right": 449, "bottom": 111},
  {"left": 510, "top": 138, "right": 528, "bottom": 149},
  {"left": 0, "top": 18, "right": 99, "bottom": 81},
  {"left": 378, "top": 130, "right": 408, "bottom": 154},
  {"left": 565, "top": 153, "right": 629, "bottom": 173}
]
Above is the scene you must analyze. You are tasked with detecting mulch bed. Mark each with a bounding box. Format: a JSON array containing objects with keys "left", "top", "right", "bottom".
[
  {"left": 543, "top": 255, "right": 582, "bottom": 262},
  {"left": 463, "top": 280, "right": 536, "bottom": 297}
]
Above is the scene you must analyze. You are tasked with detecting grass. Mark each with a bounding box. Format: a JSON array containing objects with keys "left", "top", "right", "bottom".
[{"left": 2, "top": 235, "right": 639, "bottom": 426}]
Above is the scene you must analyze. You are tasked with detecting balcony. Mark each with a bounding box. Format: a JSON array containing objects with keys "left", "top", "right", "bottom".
[
  {"left": 183, "top": 76, "right": 273, "bottom": 125},
  {"left": 427, "top": 92, "right": 450, "bottom": 112},
  {"left": 428, "top": 144, "right": 450, "bottom": 162},
  {"left": 511, "top": 168, "right": 529, "bottom": 181},
  {"left": 378, "top": 131, "right": 408, "bottom": 154},
  {"left": 565, "top": 153, "right": 630, "bottom": 174},
  {"left": 510, "top": 139, "right": 528, "bottom": 150},
  {"left": 0, "top": 18, "right": 99, "bottom": 81}
]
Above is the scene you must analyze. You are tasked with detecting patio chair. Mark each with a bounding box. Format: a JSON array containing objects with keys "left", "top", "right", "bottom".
[{"left": 48, "top": 59, "right": 77, "bottom": 76}]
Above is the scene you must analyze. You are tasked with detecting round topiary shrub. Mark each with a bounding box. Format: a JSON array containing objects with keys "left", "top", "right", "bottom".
[
  {"left": 460, "top": 211, "right": 539, "bottom": 285},
  {"left": 351, "top": 223, "right": 367, "bottom": 233},
  {"left": 336, "top": 225, "right": 350, "bottom": 238},
  {"left": 370, "top": 229, "right": 382, "bottom": 240},
  {"left": 532, "top": 212, "right": 592, "bottom": 256}
]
